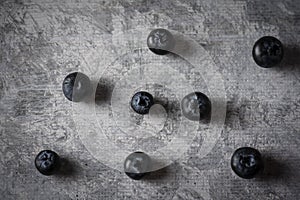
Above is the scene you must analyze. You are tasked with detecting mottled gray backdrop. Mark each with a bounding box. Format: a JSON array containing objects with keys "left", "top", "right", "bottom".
[{"left": 0, "top": 0, "right": 300, "bottom": 199}]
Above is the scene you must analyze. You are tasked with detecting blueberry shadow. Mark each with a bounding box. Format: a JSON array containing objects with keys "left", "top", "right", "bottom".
[
  {"left": 266, "top": 44, "right": 300, "bottom": 80},
  {"left": 94, "top": 79, "right": 114, "bottom": 105},
  {"left": 281, "top": 45, "right": 300, "bottom": 67},
  {"left": 224, "top": 101, "right": 240, "bottom": 128},
  {"left": 262, "top": 157, "right": 285, "bottom": 180},
  {"left": 55, "top": 157, "right": 78, "bottom": 177},
  {"left": 144, "top": 165, "right": 174, "bottom": 181},
  {"left": 256, "top": 155, "right": 292, "bottom": 181}
]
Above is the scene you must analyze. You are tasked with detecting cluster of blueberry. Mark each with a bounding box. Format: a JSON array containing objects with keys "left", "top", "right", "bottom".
[{"left": 35, "top": 29, "right": 283, "bottom": 180}]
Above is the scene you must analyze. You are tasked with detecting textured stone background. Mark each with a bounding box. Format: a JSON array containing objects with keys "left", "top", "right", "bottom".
[{"left": 0, "top": 0, "right": 300, "bottom": 199}]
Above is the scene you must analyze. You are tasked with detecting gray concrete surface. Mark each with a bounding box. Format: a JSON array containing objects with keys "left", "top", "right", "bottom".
[{"left": 0, "top": 0, "right": 300, "bottom": 199}]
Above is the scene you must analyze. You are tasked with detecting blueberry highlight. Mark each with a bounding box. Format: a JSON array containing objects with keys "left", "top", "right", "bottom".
[
  {"left": 124, "top": 152, "right": 152, "bottom": 180},
  {"left": 35, "top": 150, "right": 61, "bottom": 176},
  {"left": 181, "top": 92, "right": 211, "bottom": 121},
  {"left": 231, "top": 147, "right": 264, "bottom": 179},
  {"left": 130, "top": 91, "right": 154, "bottom": 115},
  {"left": 147, "top": 28, "right": 175, "bottom": 55},
  {"left": 62, "top": 72, "right": 91, "bottom": 102},
  {"left": 252, "top": 36, "right": 284, "bottom": 68}
]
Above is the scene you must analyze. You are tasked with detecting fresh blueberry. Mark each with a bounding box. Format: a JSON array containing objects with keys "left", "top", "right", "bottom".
[
  {"left": 62, "top": 72, "right": 91, "bottom": 102},
  {"left": 181, "top": 92, "right": 211, "bottom": 121},
  {"left": 231, "top": 147, "right": 264, "bottom": 179},
  {"left": 147, "top": 28, "right": 175, "bottom": 55},
  {"left": 130, "top": 91, "right": 154, "bottom": 115},
  {"left": 35, "top": 150, "right": 61, "bottom": 176},
  {"left": 252, "top": 36, "right": 284, "bottom": 68},
  {"left": 124, "top": 152, "right": 152, "bottom": 180}
]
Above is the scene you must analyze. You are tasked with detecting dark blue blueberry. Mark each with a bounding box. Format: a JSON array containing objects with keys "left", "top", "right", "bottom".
[
  {"left": 35, "top": 150, "right": 61, "bottom": 176},
  {"left": 231, "top": 147, "right": 264, "bottom": 179},
  {"left": 252, "top": 36, "right": 284, "bottom": 68},
  {"left": 131, "top": 91, "right": 154, "bottom": 115},
  {"left": 62, "top": 72, "right": 91, "bottom": 102},
  {"left": 124, "top": 152, "right": 152, "bottom": 180},
  {"left": 181, "top": 92, "right": 211, "bottom": 121},
  {"left": 147, "top": 28, "right": 175, "bottom": 55}
]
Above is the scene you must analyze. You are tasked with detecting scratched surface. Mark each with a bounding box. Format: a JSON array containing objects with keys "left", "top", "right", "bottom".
[{"left": 0, "top": 0, "right": 300, "bottom": 199}]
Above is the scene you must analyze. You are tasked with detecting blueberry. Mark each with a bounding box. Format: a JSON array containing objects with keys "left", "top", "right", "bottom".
[
  {"left": 35, "top": 150, "right": 61, "bottom": 176},
  {"left": 147, "top": 28, "right": 175, "bottom": 55},
  {"left": 124, "top": 152, "right": 152, "bottom": 180},
  {"left": 252, "top": 36, "right": 284, "bottom": 68},
  {"left": 62, "top": 72, "right": 91, "bottom": 102},
  {"left": 231, "top": 147, "right": 264, "bottom": 179},
  {"left": 130, "top": 91, "right": 154, "bottom": 115},
  {"left": 181, "top": 92, "right": 211, "bottom": 121}
]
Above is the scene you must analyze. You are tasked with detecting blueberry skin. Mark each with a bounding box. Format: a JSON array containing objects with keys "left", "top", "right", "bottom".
[
  {"left": 231, "top": 147, "right": 264, "bottom": 179},
  {"left": 62, "top": 72, "right": 91, "bottom": 102},
  {"left": 181, "top": 92, "right": 211, "bottom": 121},
  {"left": 35, "top": 150, "right": 61, "bottom": 176},
  {"left": 124, "top": 152, "right": 152, "bottom": 180},
  {"left": 130, "top": 91, "right": 154, "bottom": 115},
  {"left": 147, "top": 28, "right": 175, "bottom": 55},
  {"left": 252, "top": 36, "right": 284, "bottom": 68}
]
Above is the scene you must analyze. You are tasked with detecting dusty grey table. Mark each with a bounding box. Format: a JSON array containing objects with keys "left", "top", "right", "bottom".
[{"left": 0, "top": 0, "right": 299, "bottom": 199}]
